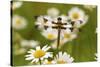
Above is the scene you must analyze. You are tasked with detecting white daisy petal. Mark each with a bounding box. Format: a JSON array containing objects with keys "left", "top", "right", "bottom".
[
  {"left": 36, "top": 46, "right": 41, "bottom": 50},
  {"left": 95, "top": 53, "right": 98, "bottom": 60},
  {"left": 35, "top": 59, "right": 39, "bottom": 63},
  {"left": 25, "top": 54, "right": 32, "bottom": 57},
  {"left": 27, "top": 51, "right": 32, "bottom": 54},
  {"left": 42, "top": 45, "right": 48, "bottom": 51},
  {"left": 63, "top": 52, "right": 67, "bottom": 57},
  {"left": 31, "top": 59, "right": 36, "bottom": 63},
  {"left": 70, "top": 57, "right": 74, "bottom": 61},
  {"left": 43, "top": 46, "right": 51, "bottom": 51},
  {"left": 40, "top": 57, "right": 44, "bottom": 60},
  {"left": 25, "top": 57, "right": 34, "bottom": 60},
  {"left": 59, "top": 52, "right": 63, "bottom": 58},
  {"left": 44, "top": 54, "right": 50, "bottom": 58},
  {"left": 46, "top": 52, "right": 53, "bottom": 57},
  {"left": 28, "top": 49, "right": 35, "bottom": 53}
]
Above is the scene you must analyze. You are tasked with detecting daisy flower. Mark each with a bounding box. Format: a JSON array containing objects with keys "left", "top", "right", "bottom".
[
  {"left": 62, "top": 32, "right": 77, "bottom": 43},
  {"left": 21, "top": 40, "right": 39, "bottom": 48},
  {"left": 68, "top": 7, "right": 88, "bottom": 28},
  {"left": 12, "top": 15, "right": 27, "bottom": 30},
  {"left": 47, "top": 8, "right": 60, "bottom": 18},
  {"left": 55, "top": 52, "right": 74, "bottom": 64},
  {"left": 41, "top": 28, "right": 58, "bottom": 40},
  {"left": 14, "top": 48, "right": 26, "bottom": 55},
  {"left": 25, "top": 45, "right": 52, "bottom": 63},
  {"left": 12, "top": 2, "right": 23, "bottom": 10},
  {"left": 83, "top": 5, "right": 96, "bottom": 11},
  {"left": 61, "top": 27, "right": 77, "bottom": 43},
  {"left": 43, "top": 59, "right": 56, "bottom": 65},
  {"left": 68, "top": 7, "right": 85, "bottom": 21}
]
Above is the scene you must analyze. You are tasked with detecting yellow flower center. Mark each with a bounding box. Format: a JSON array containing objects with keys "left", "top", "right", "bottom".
[
  {"left": 57, "top": 59, "right": 66, "bottom": 64},
  {"left": 16, "top": 19, "right": 21, "bottom": 26},
  {"left": 47, "top": 34, "right": 55, "bottom": 39},
  {"left": 33, "top": 50, "right": 46, "bottom": 58},
  {"left": 72, "top": 12, "right": 80, "bottom": 20},
  {"left": 64, "top": 33, "right": 71, "bottom": 39}
]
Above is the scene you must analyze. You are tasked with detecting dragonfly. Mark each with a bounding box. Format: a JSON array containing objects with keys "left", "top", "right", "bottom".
[{"left": 34, "top": 16, "right": 82, "bottom": 49}]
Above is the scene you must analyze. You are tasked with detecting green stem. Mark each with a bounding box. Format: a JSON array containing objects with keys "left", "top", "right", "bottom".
[{"left": 39, "top": 58, "right": 41, "bottom": 65}]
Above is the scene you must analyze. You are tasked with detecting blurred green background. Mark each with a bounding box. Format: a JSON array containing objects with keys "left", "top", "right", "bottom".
[{"left": 12, "top": 1, "right": 97, "bottom": 66}]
